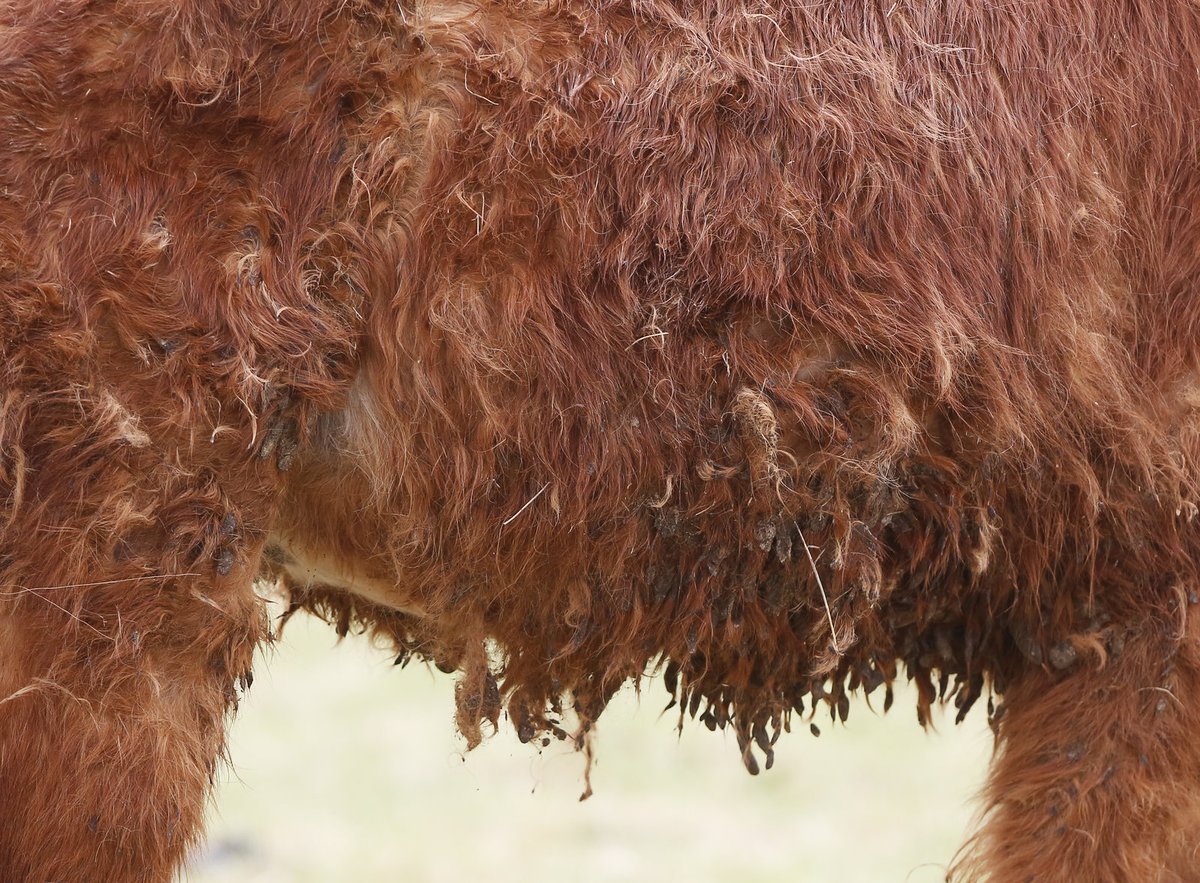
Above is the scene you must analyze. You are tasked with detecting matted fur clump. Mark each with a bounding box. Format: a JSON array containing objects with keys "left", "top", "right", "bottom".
[{"left": 1, "top": 0, "right": 1199, "bottom": 880}]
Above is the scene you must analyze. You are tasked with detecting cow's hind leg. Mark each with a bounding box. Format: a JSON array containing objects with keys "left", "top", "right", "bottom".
[
  {"left": 954, "top": 618, "right": 1200, "bottom": 882},
  {"left": 0, "top": 550, "right": 266, "bottom": 882}
]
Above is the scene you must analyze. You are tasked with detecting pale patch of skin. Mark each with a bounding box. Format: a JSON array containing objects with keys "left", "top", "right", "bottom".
[{"left": 265, "top": 531, "right": 424, "bottom": 616}]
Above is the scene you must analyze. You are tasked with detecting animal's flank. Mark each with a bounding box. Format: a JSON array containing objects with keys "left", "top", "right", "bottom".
[{"left": 0, "top": 0, "right": 1199, "bottom": 880}]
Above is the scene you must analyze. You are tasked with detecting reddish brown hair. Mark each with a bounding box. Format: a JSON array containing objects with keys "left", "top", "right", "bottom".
[{"left": 1, "top": 0, "right": 1199, "bottom": 879}]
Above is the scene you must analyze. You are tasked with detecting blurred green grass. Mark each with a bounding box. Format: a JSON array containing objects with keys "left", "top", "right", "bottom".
[{"left": 189, "top": 614, "right": 992, "bottom": 883}]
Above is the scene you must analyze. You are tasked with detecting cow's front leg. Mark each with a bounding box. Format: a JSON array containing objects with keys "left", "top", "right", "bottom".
[
  {"left": 0, "top": 518, "right": 267, "bottom": 882},
  {"left": 955, "top": 612, "right": 1200, "bottom": 882}
]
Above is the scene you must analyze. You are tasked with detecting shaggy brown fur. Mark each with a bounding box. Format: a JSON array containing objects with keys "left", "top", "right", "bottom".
[{"left": 1, "top": 0, "right": 1199, "bottom": 879}]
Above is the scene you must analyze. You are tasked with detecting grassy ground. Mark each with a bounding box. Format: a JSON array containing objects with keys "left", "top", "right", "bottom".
[{"left": 188, "top": 614, "right": 993, "bottom": 883}]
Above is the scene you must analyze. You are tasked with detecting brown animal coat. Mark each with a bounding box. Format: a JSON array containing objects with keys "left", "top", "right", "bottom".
[{"left": 1, "top": 0, "right": 1199, "bottom": 879}]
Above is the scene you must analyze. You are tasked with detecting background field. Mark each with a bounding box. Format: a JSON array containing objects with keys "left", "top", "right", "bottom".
[{"left": 189, "top": 613, "right": 993, "bottom": 883}]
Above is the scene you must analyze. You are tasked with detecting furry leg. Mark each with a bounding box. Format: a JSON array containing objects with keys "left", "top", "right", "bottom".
[
  {"left": 0, "top": 554, "right": 265, "bottom": 882},
  {"left": 953, "top": 615, "right": 1200, "bottom": 882}
]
